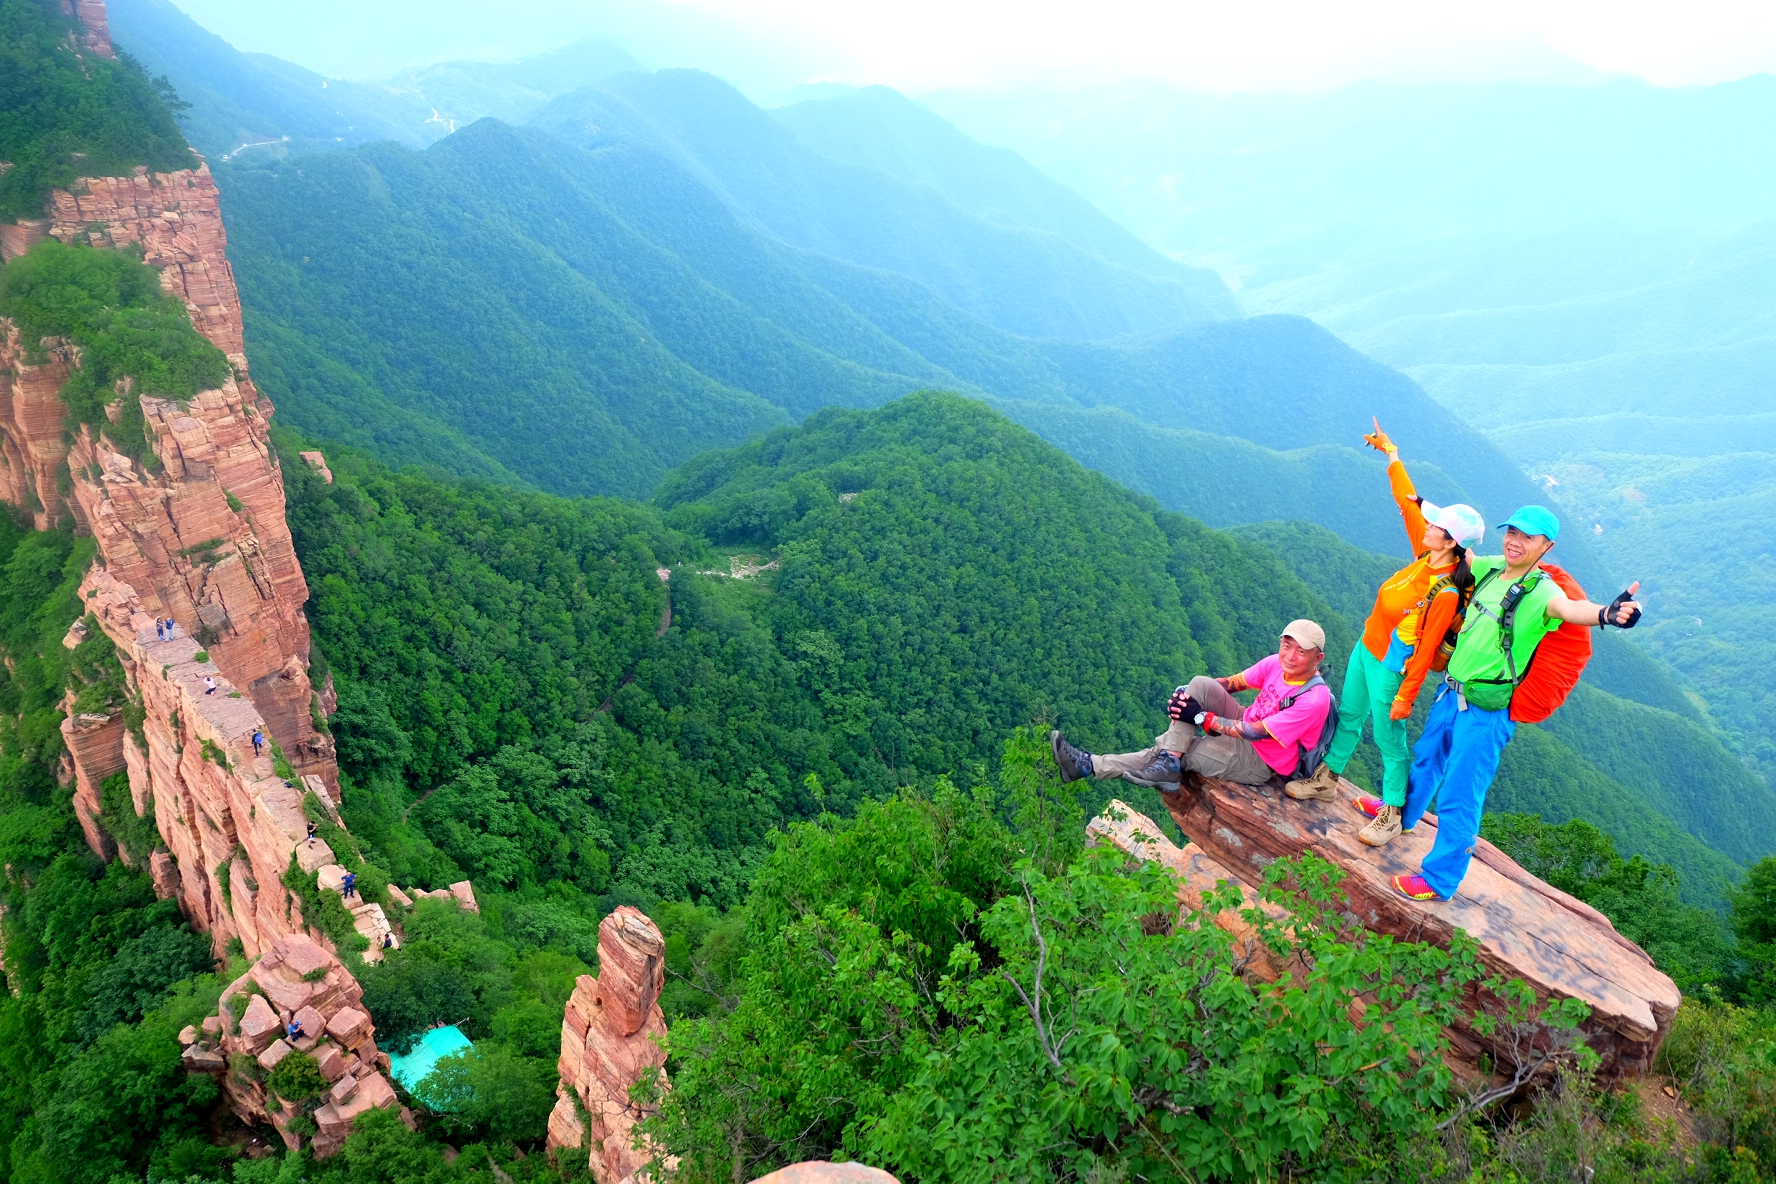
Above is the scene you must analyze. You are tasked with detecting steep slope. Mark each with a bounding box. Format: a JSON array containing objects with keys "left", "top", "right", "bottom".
[
  {"left": 0, "top": 0, "right": 422, "bottom": 1165},
  {"left": 528, "top": 70, "right": 1236, "bottom": 341},
  {"left": 771, "top": 84, "right": 1200, "bottom": 285}
]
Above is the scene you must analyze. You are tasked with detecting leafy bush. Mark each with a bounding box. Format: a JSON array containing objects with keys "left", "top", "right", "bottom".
[
  {"left": 0, "top": 241, "right": 228, "bottom": 470},
  {"left": 412, "top": 1044, "right": 558, "bottom": 1144},
  {"left": 267, "top": 1051, "right": 327, "bottom": 1104},
  {"left": 1733, "top": 855, "right": 1776, "bottom": 1005},
  {"left": 0, "top": 0, "right": 191, "bottom": 219},
  {"left": 97, "top": 768, "right": 159, "bottom": 865}
]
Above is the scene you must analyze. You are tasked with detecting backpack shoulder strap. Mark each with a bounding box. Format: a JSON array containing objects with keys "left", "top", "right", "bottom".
[{"left": 1279, "top": 673, "right": 1328, "bottom": 709}]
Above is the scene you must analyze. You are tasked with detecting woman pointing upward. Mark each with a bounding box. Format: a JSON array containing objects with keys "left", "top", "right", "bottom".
[{"left": 1285, "top": 419, "right": 1483, "bottom": 848}]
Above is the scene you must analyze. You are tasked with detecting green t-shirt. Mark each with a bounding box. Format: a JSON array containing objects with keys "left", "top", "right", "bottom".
[{"left": 1446, "top": 557, "right": 1563, "bottom": 710}]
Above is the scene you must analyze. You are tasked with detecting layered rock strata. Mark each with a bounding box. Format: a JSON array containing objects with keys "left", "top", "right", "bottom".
[
  {"left": 207, "top": 933, "right": 412, "bottom": 1157},
  {"left": 74, "top": 566, "right": 338, "bottom": 960},
  {"left": 547, "top": 906, "right": 671, "bottom": 1184},
  {"left": 1, "top": 150, "right": 338, "bottom": 926},
  {"left": 1090, "top": 785, "right": 1681, "bottom": 1084}
]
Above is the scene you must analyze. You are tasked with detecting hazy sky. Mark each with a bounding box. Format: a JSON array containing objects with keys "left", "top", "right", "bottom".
[{"left": 168, "top": 0, "right": 1776, "bottom": 92}]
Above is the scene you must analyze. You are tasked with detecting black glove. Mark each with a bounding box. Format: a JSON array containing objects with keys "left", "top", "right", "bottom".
[
  {"left": 1601, "top": 589, "right": 1642, "bottom": 629},
  {"left": 1168, "top": 689, "right": 1205, "bottom": 722}
]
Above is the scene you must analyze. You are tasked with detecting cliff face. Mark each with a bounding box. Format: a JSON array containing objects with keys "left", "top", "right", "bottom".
[
  {"left": 0, "top": 1, "right": 407, "bottom": 1152},
  {"left": 183, "top": 933, "right": 412, "bottom": 1156},
  {"left": 0, "top": 154, "right": 341, "bottom": 929}
]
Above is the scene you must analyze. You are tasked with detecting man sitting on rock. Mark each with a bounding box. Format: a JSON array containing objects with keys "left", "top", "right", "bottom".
[{"left": 1051, "top": 620, "right": 1335, "bottom": 791}]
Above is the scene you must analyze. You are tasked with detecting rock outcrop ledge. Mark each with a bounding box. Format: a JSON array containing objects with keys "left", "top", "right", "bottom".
[
  {"left": 1089, "top": 779, "right": 1681, "bottom": 1085},
  {"left": 203, "top": 933, "right": 412, "bottom": 1157}
]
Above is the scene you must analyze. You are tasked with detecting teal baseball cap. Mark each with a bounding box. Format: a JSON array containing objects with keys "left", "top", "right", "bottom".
[{"left": 1498, "top": 505, "right": 1560, "bottom": 541}]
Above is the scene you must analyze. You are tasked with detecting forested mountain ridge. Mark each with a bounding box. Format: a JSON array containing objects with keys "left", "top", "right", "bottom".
[
  {"left": 528, "top": 69, "right": 1235, "bottom": 341},
  {"left": 97, "top": 3, "right": 1628, "bottom": 582},
  {"left": 216, "top": 116, "right": 1607, "bottom": 576},
  {"left": 292, "top": 392, "right": 1356, "bottom": 905}
]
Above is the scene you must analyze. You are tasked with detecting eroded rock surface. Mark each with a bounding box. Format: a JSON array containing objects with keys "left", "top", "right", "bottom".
[
  {"left": 547, "top": 906, "right": 671, "bottom": 1184},
  {"left": 209, "top": 934, "right": 412, "bottom": 1157},
  {"left": 1090, "top": 785, "right": 1681, "bottom": 1084},
  {"left": 0, "top": 95, "right": 342, "bottom": 960}
]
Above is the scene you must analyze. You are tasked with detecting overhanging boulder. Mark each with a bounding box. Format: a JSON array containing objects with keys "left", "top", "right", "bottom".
[{"left": 1089, "top": 775, "right": 1680, "bottom": 1084}]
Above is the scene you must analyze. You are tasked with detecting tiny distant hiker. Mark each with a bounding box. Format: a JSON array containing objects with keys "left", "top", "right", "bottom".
[
  {"left": 287, "top": 1018, "right": 304, "bottom": 1042},
  {"left": 1285, "top": 420, "right": 1484, "bottom": 848},
  {"left": 306, "top": 820, "right": 317, "bottom": 847},
  {"left": 154, "top": 618, "right": 165, "bottom": 642},
  {"left": 1051, "top": 620, "right": 1335, "bottom": 791},
  {"left": 204, "top": 675, "right": 217, "bottom": 695},
  {"left": 382, "top": 932, "right": 395, "bottom": 950},
  {"left": 252, "top": 730, "right": 264, "bottom": 756},
  {"left": 341, "top": 871, "right": 357, "bottom": 900},
  {"left": 1391, "top": 506, "right": 1644, "bottom": 904}
]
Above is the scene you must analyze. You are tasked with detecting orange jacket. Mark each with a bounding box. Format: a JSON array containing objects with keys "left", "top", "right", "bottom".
[{"left": 1358, "top": 460, "right": 1462, "bottom": 707}]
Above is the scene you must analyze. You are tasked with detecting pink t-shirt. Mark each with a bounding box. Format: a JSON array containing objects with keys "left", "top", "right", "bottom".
[{"left": 1238, "top": 655, "right": 1334, "bottom": 776}]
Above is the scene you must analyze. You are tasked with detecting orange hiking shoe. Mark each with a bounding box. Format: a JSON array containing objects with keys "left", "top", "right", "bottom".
[{"left": 1392, "top": 874, "right": 1446, "bottom": 902}]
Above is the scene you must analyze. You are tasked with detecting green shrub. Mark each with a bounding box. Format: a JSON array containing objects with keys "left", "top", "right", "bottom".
[
  {"left": 96, "top": 769, "right": 158, "bottom": 864},
  {"left": 0, "top": 0, "right": 191, "bottom": 219},
  {"left": 282, "top": 850, "right": 370, "bottom": 957},
  {"left": 199, "top": 738, "right": 228, "bottom": 770},
  {"left": 0, "top": 242, "right": 226, "bottom": 470},
  {"left": 266, "top": 1051, "right": 326, "bottom": 1103}
]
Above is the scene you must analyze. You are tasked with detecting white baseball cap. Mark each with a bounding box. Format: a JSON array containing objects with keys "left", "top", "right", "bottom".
[
  {"left": 1281, "top": 618, "right": 1326, "bottom": 652},
  {"left": 1421, "top": 501, "right": 1485, "bottom": 551}
]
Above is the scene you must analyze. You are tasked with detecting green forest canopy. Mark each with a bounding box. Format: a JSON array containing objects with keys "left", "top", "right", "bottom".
[
  {"left": 5, "top": 391, "right": 1776, "bottom": 1178},
  {"left": 0, "top": 0, "right": 191, "bottom": 220}
]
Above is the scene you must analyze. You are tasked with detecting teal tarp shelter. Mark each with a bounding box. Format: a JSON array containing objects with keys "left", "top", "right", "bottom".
[{"left": 387, "top": 1025, "right": 473, "bottom": 1093}]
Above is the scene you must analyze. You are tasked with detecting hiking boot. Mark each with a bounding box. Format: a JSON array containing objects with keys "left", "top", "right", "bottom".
[
  {"left": 1354, "top": 795, "right": 1414, "bottom": 832},
  {"left": 1050, "top": 731, "right": 1094, "bottom": 783},
  {"left": 1122, "top": 750, "right": 1183, "bottom": 789},
  {"left": 1358, "top": 804, "right": 1403, "bottom": 847},
  {"left": 1284, "top": 761, "right": 1340, "bottom": 802}
]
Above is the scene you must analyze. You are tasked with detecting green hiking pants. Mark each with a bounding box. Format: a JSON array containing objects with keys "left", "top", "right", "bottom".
[{"left": 1325, "top": 644, "right": 1410, "bottom": 806}]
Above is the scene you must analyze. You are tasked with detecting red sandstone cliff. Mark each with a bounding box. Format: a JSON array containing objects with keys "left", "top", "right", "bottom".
[
  {"left": 548, "top": 906, "right": 673, "bottom": 1183},
  {"left": 182, "top": 933, "right": 412, "bottom": 1156},
  {"left": 0, "top": 5, "right": 404, "bottom": 1149},
  {"left": 0, "top": 150, "right": 342, "bottom": 920}
]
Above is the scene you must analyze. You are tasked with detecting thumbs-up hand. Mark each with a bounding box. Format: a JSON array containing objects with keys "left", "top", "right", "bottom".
[{"left": 1604, "top": 581, "right": 1643, "bottom": 628}]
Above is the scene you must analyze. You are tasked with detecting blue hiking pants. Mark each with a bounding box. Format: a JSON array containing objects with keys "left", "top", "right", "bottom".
[{"left": 1402, "top": 683, "right": 1516, "bottom": 899}]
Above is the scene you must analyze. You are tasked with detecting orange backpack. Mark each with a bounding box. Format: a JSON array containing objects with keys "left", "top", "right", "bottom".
[{"left": 1507, "top": 562, "right": 1592, "bottom": 724}]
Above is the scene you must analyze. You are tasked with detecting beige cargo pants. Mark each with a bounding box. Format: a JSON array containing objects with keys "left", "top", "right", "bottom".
[{"left": 1091, "top": 675, "right": 1278, "bottom": 788}]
